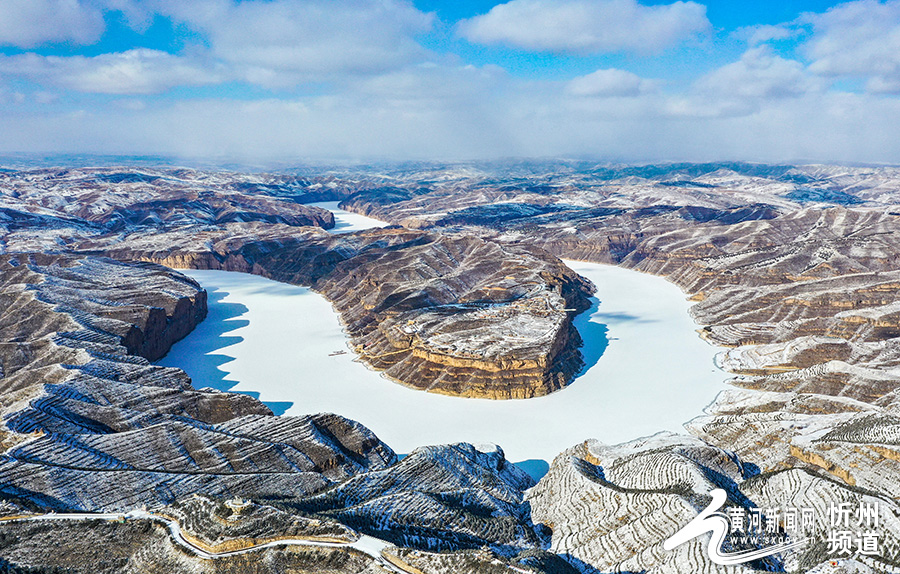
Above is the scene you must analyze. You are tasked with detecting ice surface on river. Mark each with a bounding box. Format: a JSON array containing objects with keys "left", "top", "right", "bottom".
[
  {"left": 157, "top": 204, "right": 727, "bottom": 476},
  {"left": 159, "top": 264, "right": 726, "bottom": 470}
]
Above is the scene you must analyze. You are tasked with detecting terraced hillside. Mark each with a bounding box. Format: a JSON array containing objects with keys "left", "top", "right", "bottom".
[{"left": 2, "top": 162, "right": 900, "bottom": 572}]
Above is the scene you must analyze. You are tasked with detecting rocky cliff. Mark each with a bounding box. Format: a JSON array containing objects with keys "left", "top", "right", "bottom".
[
  {"left": 322, "top": 161, "right": 900, "bottom": 572},
  {"left": 0, "top": 251, "right": 573, "bottom": 573},
  {"left": 0, "top": 253, "right": 399, "bottom": 511},
  {"left": 0, "top": 167, "right": 596, "bottom": 399},
  {"left": 83, "top": 224, "right": 594, "bottom": 399},
  {"left": 3, "top": 162, "right": 900, "bottom": 572}
]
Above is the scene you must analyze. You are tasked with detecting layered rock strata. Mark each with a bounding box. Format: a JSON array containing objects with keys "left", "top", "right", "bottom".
[
  {"left": 0, "top": 165, "right": 596, "bottom": 399},
  {"left": 333, "top": 164, "right": 900, "bottom": 493},
  {"left": 0, "top": 253, "right": 397, "bottom": 511},
  {"left": 0, "top": 250, "right": 571, "bottom": 571},
  {"left": 325, "top": 162, "right": 900, "bottom": 571},
  {"left": 89, "top": 227, "right": 594, "bottom": 399},
  {"left": 4, "top": 163, "right": 900, "bottom": 572}
]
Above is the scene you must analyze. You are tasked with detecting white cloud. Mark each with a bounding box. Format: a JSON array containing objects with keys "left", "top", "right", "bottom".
[
  {"left": 354, "top": 64, "right": 509, "bottom": 103},
  {"left": 5, "top": 81, "right": 900, "bottom": 166},
  {"left": 2, "top": 0, "right": 900, "bottom": 166},
  {"left": 803, "top": 0, "right": 900, "bottom": 93},
  {"left": 744, "top": 24, "right": 796, "bottom": 46},
  {"left": 0, "top": 49, "right": 226, "bottom": 95},
  {"left": 0, "top": 0, "right": 105, "bottom": 48},
  {"left": 113, "top": 98, "right": 147, "bottom": 111},
  {"left": 661, "top": 48, "right": 820, "bottom": 119},
  {"left": 152, "top": 0, "right": 433, "bottom": 86},
  {"left": 457, "top": 0, "right": 709, "bottom": 54},
  {"left": 567, "top": 68, "right": 657, "bottom": 97},
  {"left": 0, "top": 86, "right": 25, "bottom": 105},
  {"left": 0, "top": 0, "right": 435, "bottom": 92},
  {"left": 34, "top": 91, "right": 59, "bottom": 104},
  {"left": 697, "top": 47, "right": 819, "bottom": 101}
]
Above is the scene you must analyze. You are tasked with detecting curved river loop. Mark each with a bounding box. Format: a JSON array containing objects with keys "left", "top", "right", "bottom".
[{"left": 158, "top": 201, "right": 728, "bottom": 478}]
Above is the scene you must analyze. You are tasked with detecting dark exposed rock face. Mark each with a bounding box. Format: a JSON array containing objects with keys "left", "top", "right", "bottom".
[
  {"left": 0, "top": 253, "right": 397, "bottom": 512},
  {"left": 85, "top": 226, "right": 594, "bottom": 399},
  {"left": 321, "top": 161, "right": 900, "bottom": 570},
  {"left": 4, "top": 162, "right": 900, "bottom": 572},
  {"left": 0, "top": 249, "right": 558, "bottom": 570},
  {"left": 332, "top": 165, "right": 900, "bottom": 481},
  {"left": 0, "top": 253, "right": 208, "bottom": 394},
  {"left": 452, "top": 207, "right": 900, "bottom": 498},
  {"left": 0, "top": 166, "right": 596, "bottom": 400}
]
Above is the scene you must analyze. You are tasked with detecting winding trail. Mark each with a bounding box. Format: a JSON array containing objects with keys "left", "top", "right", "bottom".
[{"left": 0, "top": 511, "right": 407, "bottom": 572}]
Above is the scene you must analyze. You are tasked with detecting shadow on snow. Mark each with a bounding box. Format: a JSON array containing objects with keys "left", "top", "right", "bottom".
[
  {"left": 573, "top": 297, "right": 610, "bottom": 378},
  {"left": 159, "top": 286, "right": 296, "bottom": 416}
]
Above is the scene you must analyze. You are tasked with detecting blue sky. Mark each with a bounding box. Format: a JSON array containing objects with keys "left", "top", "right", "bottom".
[{"left": 1, "top": 0, "right": 900, "bottom": 163}]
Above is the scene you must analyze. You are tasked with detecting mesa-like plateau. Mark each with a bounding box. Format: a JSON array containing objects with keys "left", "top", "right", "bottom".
[{"left": 1, "top": 161, "right": 900, "bottom": 573}]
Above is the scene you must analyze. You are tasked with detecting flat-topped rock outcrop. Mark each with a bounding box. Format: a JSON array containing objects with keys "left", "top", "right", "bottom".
[
  {"left": 96, "top": 226, "right": 593, "bottom": 399},
  {"left": 3, "top": 162, "right": 900, "bottom": 572},
  {"left": 0, "top": 253, "right": 398, "bottom": 512},
  {"left": 0, "top": 248, "right": 573, "bottom": 571},
  {"left": 0, "top": 166, "right": 596, "bottom": 399},
  {"left": 91, "top": 229, "right": 593, "bottom": 399}
]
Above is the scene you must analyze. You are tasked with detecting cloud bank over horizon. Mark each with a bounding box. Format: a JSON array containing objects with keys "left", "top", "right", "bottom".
[{"left": 1, "top": 0, "right": 900, "bottom": 164}]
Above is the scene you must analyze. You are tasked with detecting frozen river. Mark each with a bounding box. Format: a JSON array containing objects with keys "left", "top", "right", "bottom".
[
  {"left": 306, "top": 201, "right": 386, "bottom": 233},
  {"left": 158, "top": 202, "right": 726, "bottom": 476}
]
